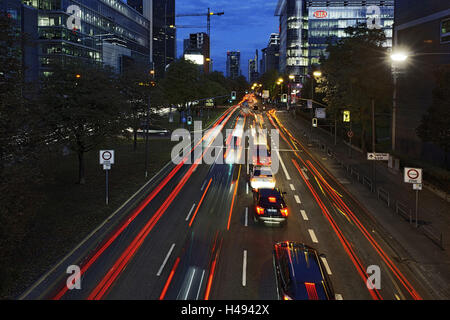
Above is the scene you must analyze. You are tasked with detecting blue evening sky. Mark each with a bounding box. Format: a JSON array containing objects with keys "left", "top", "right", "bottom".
[{"left": 175, "top": 0, "right": 279, "bottom": 80}]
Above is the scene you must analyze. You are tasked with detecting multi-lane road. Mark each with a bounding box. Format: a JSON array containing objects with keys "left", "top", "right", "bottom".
[{"left": 20, "top": 102, "right": 430, "bottom": 300}]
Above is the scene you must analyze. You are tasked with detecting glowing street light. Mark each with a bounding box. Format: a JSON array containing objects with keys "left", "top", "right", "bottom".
[{"left": 391, "top": 52, "right": 409, "bottom": 62}]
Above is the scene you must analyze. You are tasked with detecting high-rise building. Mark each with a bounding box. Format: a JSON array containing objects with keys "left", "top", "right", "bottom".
[
  {"left": 152, "top": 0, "right": 176, "bottom": 78},
  {"left": 261, "top": 33, "right": 280, "bottom": 74},
  {"left": 1, "top": 0, "right": 39, "bottom": 83},
  {"left": 248, "top": 49, "right": 260, "bottom": 83},
  {"left": 275, "top": 0, "right": 394, "bottom": 78},
  {"left": 21, "top": 0, "right": 152, "bottom": 76},
  {"left": 183, "top": 32, "right": 210, "bottom": 73},
  {"left": 393, "top": 0, "right": 450, "bottom": 165},
  {"left": 226, "top": 51, "right": 241, "bottom": 79}
]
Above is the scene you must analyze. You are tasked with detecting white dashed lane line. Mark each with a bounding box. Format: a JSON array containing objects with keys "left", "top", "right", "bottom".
[
  {"left": 308, "top": 229, "right": 319, "bottom": 243},
  {"left": 320, "top": 256, "right": 333, "bottom": 275},
  {"left": 242, "top": 250, "right": 248, "bottom": 287},
  {"left": 300, "top": 210, "right": 309, "bottom": 221},
  {"left": 185, "top": 203, "right": 196, "bottom": 221},
  {"left": 156, "top": 243, "right": 176, "bottom": 276},
  {"left": 294, "top": 195, "right": 301, "bottom": 204},
  {"left": 290, "top": 184, "right": 295, "bottom": 191}
]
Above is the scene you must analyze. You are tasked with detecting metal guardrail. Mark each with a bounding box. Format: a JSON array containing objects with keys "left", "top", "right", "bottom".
[
  {"left": 419, "top": 225, "right": 444, "bottom": 250},
  {"left": 377, "top": 187, "right": 390, "bottom": 207},
  {"left": 362, "top": 176, "right": 374, "bottom": 192},
  {"left": 395, "top": 201, "right": 412, "bottom": 224},
  {"left": 350, "top": 167, "right": 360, "bottom": 182}
]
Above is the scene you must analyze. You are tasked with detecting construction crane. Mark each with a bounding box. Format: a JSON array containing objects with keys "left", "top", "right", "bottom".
[{"left": 176, "top": 7, "right": 224, "bottom": 36}]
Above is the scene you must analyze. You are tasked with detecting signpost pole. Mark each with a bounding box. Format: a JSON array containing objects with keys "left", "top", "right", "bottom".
[
  {"left": 106, "top": 169, "right": 109, "bottom": 205},
  {"left": 415, "top": 189, "right": 419, "bottom": 228}
]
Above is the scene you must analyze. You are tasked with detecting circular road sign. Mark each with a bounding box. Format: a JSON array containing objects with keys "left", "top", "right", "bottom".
[
  {"left": 102, "top": 151, "right": 112, "bottom": 161},
  {"left": 347, "top": 131, "right": 354, "bottom": 138},
  {"left": 407, "top": 169, "right": 420, "bottom": 180}
]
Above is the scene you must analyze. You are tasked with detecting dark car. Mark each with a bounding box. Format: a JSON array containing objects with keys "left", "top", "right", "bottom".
[
  {"left": 273, "top": 242, "right": 335, "bottom": 300},
  {"left": 253, "top": 188, "right": 288, "bottom": 226}
]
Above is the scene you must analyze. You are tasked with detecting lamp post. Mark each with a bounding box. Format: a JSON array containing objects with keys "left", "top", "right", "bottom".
[{"left": 389, "top": 51, "right": 450, "bottom": 152}]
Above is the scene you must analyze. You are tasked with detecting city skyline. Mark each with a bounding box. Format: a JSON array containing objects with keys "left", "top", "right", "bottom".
[{"left": 175, "top": 0, "right": 279, "bottom": 78}]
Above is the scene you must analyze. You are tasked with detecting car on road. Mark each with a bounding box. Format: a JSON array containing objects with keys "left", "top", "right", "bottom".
[
  {"left": 253, "top": 188, "right": 288, "bottom": 226},
  {"left": 250, "top": 165, "right": 276, "bottom": 190},
  {"left": 273, "top": 242, "right": 335, "bottom": 300},
  {"left": 251, "top": 144, "right": 271, "bottom": 166}
]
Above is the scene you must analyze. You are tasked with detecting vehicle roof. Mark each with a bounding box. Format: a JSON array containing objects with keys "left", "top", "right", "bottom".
[
  {"left": 258, "top": 188, "right": 281, "bottom": 197},
  {"left": 274, "top": 242, "right": 329, "bottom": 300}
]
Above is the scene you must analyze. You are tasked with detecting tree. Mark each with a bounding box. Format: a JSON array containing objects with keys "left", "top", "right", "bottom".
[
  {"left": 38, "top": 60, "right": 126, "bottom": 184},
  {"left": 318, "top": 25, "right": 393, "bottom": 151},
  {"left": 0, "top": 12, "right": 43, "bottom": 294},
  {"left": 417, "top": 65, "right": 450, "bottom": 168}
]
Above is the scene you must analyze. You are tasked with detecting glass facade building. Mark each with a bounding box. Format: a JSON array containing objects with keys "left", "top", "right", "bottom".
[
  {"left": 21, "top": 0, "right": 151, "bottom": 75},
  {"left": 276, "top": 0, "right": 394, "bottom": 78},
  {"left": 226, "top": 51, "right": 240, "bottom": 80}
]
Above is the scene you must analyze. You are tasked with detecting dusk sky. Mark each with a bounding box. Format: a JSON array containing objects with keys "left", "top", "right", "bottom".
[{"left": 175, "top": 0, "right": 280, "bottom": 80}]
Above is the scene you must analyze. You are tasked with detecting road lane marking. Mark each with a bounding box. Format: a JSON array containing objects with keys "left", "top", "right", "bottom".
[
  {"left": 308, "top": 229, "right": 319, "bottom": 243},
  {"left": 300, "top": 210, "right": 309, "bottom": 221},
  {"left": 276, "top": 150, "right": 291, "bottom": 180},
  {"left": 245, "top": 208, "right": 248, "bottom": 227},
  {"left": 294, "top": 195, "right": 301, "bottom": 204},
  {"left": 183, "top": 268, "right": 196, "bottom": 300},
  {"left": 335, "top": 293, "right": 343, "bottom": 300},
  {"left": 320, "top": 257, "right": 332, "bottom": 275},
  {"left": 290, "top": 184, "right": 295, "bottom": 191},
  {"left": 196, "top": 270, "right": 205, "bottom": 300},
  {"left": 157, "top": 243, "right": 176, "bottom": 276},
  {"left": 242, "top": 250, "right": 247, "bottom": 287},
  {"left": 200, "top": 180, "right": 207, "bottom": 191},
  {"left": 246, "top": 183, "right": 249, "bottom": 195},
  {"left": 185, "top": 203, "right": 196, "bottom": 221}
]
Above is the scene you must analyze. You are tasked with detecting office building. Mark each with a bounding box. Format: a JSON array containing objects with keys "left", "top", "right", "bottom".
[
  {"left": 152, "top": 0, "right": 176, "bottom": 78},
  {"left": 248, "top": 50, "right": 259, "bottom": 83},
  {"left": 1, "top": 0, "right": 39, "bottom": 83},
  {"left": 21, "top": 0, "right": 152, "bottom": 76},
  {"left": 393, "top": 0, "right": 450, "bottom": 165},
  {"left": 261, "top": 33, "right": 280, "bottom": 74},
  {"left": 275, "top": 0, "right": 394, "bottom": 78},
  {"left": 184, "top": 32, "right": 210, "bottom": 73},
  {"left": 226, "top": 51, "right": 241, "bottom": 79}
]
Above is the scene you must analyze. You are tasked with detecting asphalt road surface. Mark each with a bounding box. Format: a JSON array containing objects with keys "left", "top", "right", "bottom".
[{"left": 20, "top": 103, "right": 430, "bottom": 300}]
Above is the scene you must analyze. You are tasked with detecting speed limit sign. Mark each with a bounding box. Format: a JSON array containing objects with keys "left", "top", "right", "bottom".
[{"left": 100, "top": 150, "right": 115, "bottom": 165}]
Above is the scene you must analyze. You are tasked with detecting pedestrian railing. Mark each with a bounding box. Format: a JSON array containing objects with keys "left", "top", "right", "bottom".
[
  {"left": 395, "top": 201, "right": 412, "bottom": 224},
  {"left": 362, "top": 176, "right": 373, "bottom": 192},
  {"left": 377, "top": 187, "right": 390, "bottom": 207},
  {"left": 350, "top": 167, "right": 360, "bottom": 182},
  {"left": 419, "top": 225, "right": 444, "bottom": 250}
]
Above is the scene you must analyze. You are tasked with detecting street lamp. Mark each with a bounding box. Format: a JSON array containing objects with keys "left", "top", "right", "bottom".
[{"left": 389, "top": 50, "right": 450, "bottom": 152}]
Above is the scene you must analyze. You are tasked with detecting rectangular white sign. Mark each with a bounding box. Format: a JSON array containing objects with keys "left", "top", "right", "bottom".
[{"left": 367, "top": 153, "right": 390, "bottom": 161}]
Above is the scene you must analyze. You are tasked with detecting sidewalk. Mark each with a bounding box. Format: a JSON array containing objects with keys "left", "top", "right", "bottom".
[{"left": 277, "top": 110, "right": 450, "bottom": 299}]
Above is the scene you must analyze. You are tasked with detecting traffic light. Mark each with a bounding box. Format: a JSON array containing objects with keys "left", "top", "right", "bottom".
[
  {"left": 231, "top": 91, "right": 237, "bottom": 100},
  {"left": 281, "top": 94, "right": 288, "bottom": 103},
  {"left": 312, "top": 118, "right": 318, "bottom": 128}
]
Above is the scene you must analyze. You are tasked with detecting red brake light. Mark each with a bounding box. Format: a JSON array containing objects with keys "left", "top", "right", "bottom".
[
  {"left": 281, "top": 208, "right": 288, "bottom": 217},
  {"left": 256, "top": 206, "right": 265, "bottom": 215}
]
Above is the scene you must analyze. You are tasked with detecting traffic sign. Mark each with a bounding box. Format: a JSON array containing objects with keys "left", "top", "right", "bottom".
[
  {"left": 315, "top": 108, "right": 326, "bottom": 119},
  {"left": 307, "top": 100, "right": 313, "bottom": 109},
  {"left": 367, "top": 153, "right": 390, "bottom": 161},
  {"left": 404, "top": 167, "right": 423, "bottom": 184},
  {"left": 343, "top": 110, "right": 351, "bottom": 123},
  {"left": 100, "top": 150, "right": 114, "bottom": 165},
  {"left": 347, "top": 131, "right": 354, "bottom": 138},
  {"left": 413, "top": 183, "right": 422, "bottom": 191}
]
